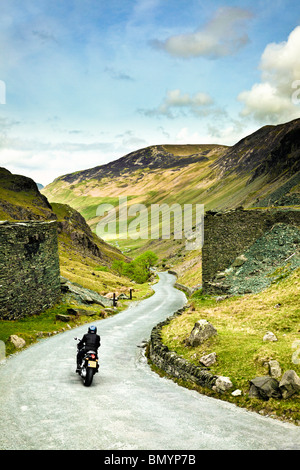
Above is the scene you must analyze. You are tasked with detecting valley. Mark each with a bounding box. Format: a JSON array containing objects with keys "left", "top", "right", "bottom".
[
  {"left": 42, "top": 118, "right": 300, "bottom": 287},
  {"left": 1, "top": 117, "right": 300, "bottom": 424}
]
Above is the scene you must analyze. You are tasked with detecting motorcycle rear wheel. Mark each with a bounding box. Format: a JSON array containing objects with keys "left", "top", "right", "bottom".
[{"left": 84, "top": 367, "right": 94, "bottom": 386}]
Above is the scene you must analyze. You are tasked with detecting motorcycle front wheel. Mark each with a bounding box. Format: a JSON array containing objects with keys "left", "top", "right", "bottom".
[{"left": 84, "top": 367, "right": 94, "bottom": 387}]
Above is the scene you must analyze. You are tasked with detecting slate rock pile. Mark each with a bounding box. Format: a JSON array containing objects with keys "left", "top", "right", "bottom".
[{"left": 212, "top": 223, "right": 300, "bottom": 295}]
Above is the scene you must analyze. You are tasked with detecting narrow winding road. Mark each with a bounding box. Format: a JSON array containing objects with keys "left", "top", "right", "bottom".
[{"left": 0, "top": 272, "right": 299, "bottom": 450}]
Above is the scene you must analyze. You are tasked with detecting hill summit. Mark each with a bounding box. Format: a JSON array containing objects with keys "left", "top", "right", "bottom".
[{"left": 55, "top": 144, "right": 228, "bottom": 184}]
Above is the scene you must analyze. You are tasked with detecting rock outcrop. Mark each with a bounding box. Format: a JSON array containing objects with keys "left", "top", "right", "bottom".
[
  {"left": 249, "top": 376, "right": 282, "bottom": 400},
  {"left": 9, "top": 335, "right": 26, "bottom": 349},
  {"left": 203, "top": 212, "right": 300, "bottom": 295},
  {"left": 279, "top": 370, "right": 300, "bottom": 399},
  {"left": 186, "top": 320, "right": 217, "bottom": 347},
  {"left": 60, "top": 277, "right": 113, "bottom": 307}
]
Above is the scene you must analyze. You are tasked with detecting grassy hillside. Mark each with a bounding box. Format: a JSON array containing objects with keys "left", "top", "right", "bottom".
[
  {"left": 160, "top": 266, "right": 300, "bottom": 423},
  {"left": 0, "top": 167, "right": 55, "bottom": 220},
  {"left": 43, "top": 119, "right": 300, "bottom": 216},
  {"left": 51, "top": 202, "right": 133, "bottom": 293},
  {"left": 42, "top": 144, "right": 226, "bottom": 233}
]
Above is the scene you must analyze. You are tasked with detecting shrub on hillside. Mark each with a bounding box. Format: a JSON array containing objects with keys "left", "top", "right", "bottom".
[{"left": 112, "top": 251, "right": 158, "bottom": 283}]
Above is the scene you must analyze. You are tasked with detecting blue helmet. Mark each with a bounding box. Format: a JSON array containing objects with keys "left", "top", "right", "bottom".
[{"left": 88, "top": 325, "right": 97, "bottom": 334}]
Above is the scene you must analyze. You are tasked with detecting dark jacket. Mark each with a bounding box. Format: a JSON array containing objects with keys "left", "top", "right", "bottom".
[{"left": 78, "top": 333, "right": 101, "bottom": 352}]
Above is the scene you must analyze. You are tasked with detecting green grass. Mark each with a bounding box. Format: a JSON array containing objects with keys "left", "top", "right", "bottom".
[
  {"left": 161, "top": 268, "right": 300, "bottom": 424},
  {"left": 57, "top": 230, "right": 131, "bottom": 292},
  {"left": 0, "top": 279, "right": 156, "bottom": 357},
  {"left": 0, "top": 301, "right": 95, "bottom": 356},
  {"left": 0, "top": 169, "right": 53, "bottom": 220}
]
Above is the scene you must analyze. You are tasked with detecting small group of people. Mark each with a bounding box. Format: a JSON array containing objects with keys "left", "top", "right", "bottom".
[{"left": 76, "top": 325, "right": 101, "bottom": 372}]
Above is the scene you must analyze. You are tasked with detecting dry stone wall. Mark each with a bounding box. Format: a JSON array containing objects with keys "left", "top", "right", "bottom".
[
  {"left": 0, "top": 220, "right": 61, "bottom": 319},
  {"left": 148, "top": 307, "right": 217, "bottom": 390}
]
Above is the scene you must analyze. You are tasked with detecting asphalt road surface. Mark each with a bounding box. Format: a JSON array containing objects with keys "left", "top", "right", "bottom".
[{"left": 0, "top": 272, "right": 299, "bottom": 450}]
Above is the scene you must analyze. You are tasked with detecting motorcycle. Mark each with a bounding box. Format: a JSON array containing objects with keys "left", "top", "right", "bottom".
[{"left": 74, "top": 337, "right": 99, "bottom": 386}]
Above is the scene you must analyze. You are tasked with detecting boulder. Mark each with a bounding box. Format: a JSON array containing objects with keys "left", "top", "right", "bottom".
[
  {"left": 186, "top": 320, "right": 217, "bottom": 347},
  {"left": 199, "top": 352, "right": 217, "bottom": 367},
  {"left": 249, "top": 376, "right": 281, "bottom": 400},
  {"left": 66, "top": 308, "right": 96, "bottom": 317},
  {"left": 105, "top": 308, "right": 116, "bottom": 314},
  {"left": 9, "top": 335, "right": 26, "bottom": 349},
  {"left": 118, "top": 293, "right": 130, "bottom": 300},
  {"left": 56, "top": 314, "right": 72, "bottom": 322},
  {"left": 268, "top": 360, "right": 282, "bottom": 378},
  {"left": 263, "top": 331, "right": 278, "bottom": 342},
  {"left": 104, "top": 292, "right": 115, "bottom": 299},
  {"left": 279, "top": 370, "right": 300, "bottom": 399},
  {"left": 213, "top": 376, "right": 233, "bottom": 393},
  {"left": 232, "top": 254, "right": 247, "bottom": 267},
  {"left": 61, "top": 277, "right": 113, "bottom": 307},
  {"left": 231, "top": 389, "right": 242, "bottom": 397},
  {"left": 66, "top": 308, "right": 80, "bottom": 316}
]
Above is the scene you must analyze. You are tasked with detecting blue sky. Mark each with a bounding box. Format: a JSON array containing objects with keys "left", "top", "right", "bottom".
[{"left": 0, "top": 0, "right": 300, "bottom": 185}]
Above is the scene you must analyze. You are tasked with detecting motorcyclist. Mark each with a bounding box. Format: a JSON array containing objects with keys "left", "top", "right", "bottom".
[{"left": 76, "top": 325, "right": 101, "bottom": 372}]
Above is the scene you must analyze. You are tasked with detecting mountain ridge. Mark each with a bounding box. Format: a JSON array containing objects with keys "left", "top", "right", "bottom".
[
  {"left": 55, "top": 143, "right": 228, "bottom": 185},
  {"left": 47, "top": 118, "right": 300, "bottom": 191}
]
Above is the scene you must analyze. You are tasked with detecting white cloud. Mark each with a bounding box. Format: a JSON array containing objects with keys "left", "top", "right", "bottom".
[
  {"left": 0, "top": 130, "right": 150, "bottom": 185},
  {"left": 139, "top": 89, "right": 214, "bottom": 118},
  {"left": 238, "top": 26, "right": 300, "bottom": 123},
  {"left": 176, "top": 127, "right": 204, "bottom": 144},
  {"left": 115, "top": 130, "right": 147, "bottom": 148},
  {"left": 0, "top": 134, "right": 107, "bottom": 183},
  {"left": 152, "top": 6, "right": 253, "bottom": 59},
  {"left": 176, "top": 118, "right": 255, "bottom": 147}
]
